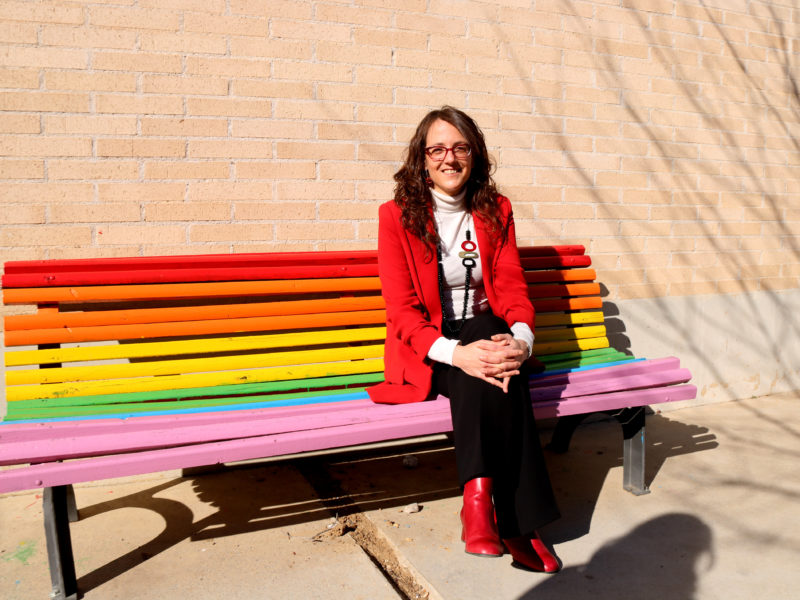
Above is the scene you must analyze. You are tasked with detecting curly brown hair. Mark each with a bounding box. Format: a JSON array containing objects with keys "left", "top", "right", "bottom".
[{"left": 393, "top": 106, "right": 503, "bottom": 250}]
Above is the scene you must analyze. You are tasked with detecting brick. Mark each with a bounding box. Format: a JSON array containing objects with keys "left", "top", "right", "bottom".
[
  {"left": 273, "top": 100, "right": 355, "bottom": 121},
  {"left": 229, "top": 0, "right": 313, "bottom": 19},
  {"left": 229, "top": 119, "right": 311, "bottom": 139},
  {"left": 93, "top": 51, "right": 182, "bottom": 73},
  {"left": 234, "top": 201, "right": 315, "bottom": 220},
  {"left": 0, "top": 20, "right": 39, "bottom": 43},
  {"left": 0, "top": 114, "right": 41, "bottom": 134},
  {"left": 45, "top": 71, "right": 136, "bottom": 93},
  {"left": 273, "top": 61, "right": 353, "bottom": 83},
  {"left": 0, "top": 159, "right": 43, "bottom": 179},
  {"left": 271, "top": 19, "right": 352, "bottom": 42},
  {"left": 190, "top": 223, "right": 274, "bottom": 242},
  {"left": 44, "top": 115, "right": 135, "bottom": 136},
  {"left": 233, "top": 79, "right": 314, "bottom": 99},
  {"left": 97, "top": 183, "right": 185, "bottom": 203},
  {"left": 358, "top": 105, "right": 428, "bottom": 126},
  {"left": 615, "top": 283, "right": 670, "bottom": 300},
  {"left": 318, "top": 201, "right": 381, "bottom": 221},
  {"left": 318, "top": 162, "right": 395, "bottom": 181},
  {"left": 537, "top": 203, "right": 594, "bottom": 220},
  {"left": 97, "top": 224, "right": 186, "bottom": 245},
  {"left": 277, "top": 222, "right": 354, "bottom": 241},
  {"left": 535, "top": 134, "right": 592, "bottom": 152},
  {"left": 232, "top": 37, "right": 312, "bottom": 60},
  {"left": 317, "top": 123, "right": 393, "bottom": 142},
  {"left": 88, "top": 7, "right": 181, "bottom": 31},
  {"left": 96, "top": 94, "right": 183, "bottom": 115},
  {"left": 142, "top": 75, "right": 228, "bottom": 96},
  {"left": 189, "top": 182, "right": 273, "bottom": 201},
  {"left": 1, "top": 226, "right": 92, "bottom": 247},
  {"left": 395, "top": 12, "right": 465, "bottom": 36},
  {"left": 0, "top": 136, "right": 92, "bottom": 157},
  {"left": 0, "top": 67, "right": 40, "bottom": 89},
  {"left": 48, "top": 160, "right": 139, "bottom": 180},
  {"left": 277, "top": 181, "right": 355, "bottom": 200},
  {"left": 1, "top": 2, "right": 84, "bottom": 25},
  {"left": 0, "top": 91, "right": 91, "bottom": 113},
  {"left": 316, "top": 4, "right": 393, "bottom": 27},
  {"left": 145, "top": 202, "right": 231, "bottom": 222},
  {"left": 276, "top": 142, "right": 355, "bottom": 160},
  {"left": 185, "top": 12, "right": 268, "bottom": 37},
  {"left": 395, "top": 87, "right": 466, "bottom": 108},
  {"left": 359, "top": 0, "right": 426, "bottom": 10},
  {"left": 187, "top": 98, "right": 273, "bottom": 118},
  {"left": 141, "top": 32, "right": 227, "bottom": 54},
  {"left": 0, "top": 203, "right": 45, "bottom": 223},
  {"left": 139, "top": 243, "right": 232, "bottom": 256},
  {"left": 141, "top": 118, "right": 228, "bottom": 137},
  {"left": 189, "top": 140, "right": 274, "bottom": 159},
  {"left": 0, "top": 46, "right": 88, "bottom": 69},
  {"left": 145, "top": 161, "right": 230, "bottom": 180},
  {"left": 317, "top": 42, "right": 393, "bottom": 66},
  {"left": 235, "top": 161, "right": 316, "bottom": 179},
  {"left": 41, "top": 25, "right": 138, "bottom": 49},
  {"left": 0, "top": 183, "right": 93, "bottom": 203},
  {"left": 395, "top": 49, "right": 466, "bottom": 72},
  {"left": 186, "top": 57, "right": 270, "bottom": 78},
  {"left": 97, "top": 139, "right": 185, "bottom": 158},
  {"left": 139, "top": 0, "right": 226, "bottom": 12},
  {"left": 355, "top": 181, "right": 394, "bottom": 202},
  {"left": 50, "top": 202, "right": 141, "bottom": 223}
]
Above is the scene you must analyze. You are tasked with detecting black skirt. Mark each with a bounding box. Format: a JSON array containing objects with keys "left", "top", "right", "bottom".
[{"left": 433, "top": 312, "right": 560, "bottom": 538}]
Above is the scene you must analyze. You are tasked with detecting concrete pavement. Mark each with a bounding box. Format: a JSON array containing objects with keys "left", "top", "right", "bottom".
[{"left": 2, "top": 392, "right": 799, "bottom": 599}]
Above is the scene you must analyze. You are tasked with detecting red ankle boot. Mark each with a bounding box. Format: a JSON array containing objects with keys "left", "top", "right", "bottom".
[
  {"left": 460, "top": 477, "right": 503, "bottom": 557},
  {"left": 503, "top": 532, "right": 560, "bottom": 573}
]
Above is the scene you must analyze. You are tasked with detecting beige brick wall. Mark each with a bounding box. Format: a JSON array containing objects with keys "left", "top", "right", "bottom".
[{"left": 1, "top": 0, "right": 799, "bottom": 303}]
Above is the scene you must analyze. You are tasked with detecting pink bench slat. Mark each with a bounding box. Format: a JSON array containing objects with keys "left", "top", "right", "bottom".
[{"left": 0, "top": 382, "right": 697, "bottom": 493}]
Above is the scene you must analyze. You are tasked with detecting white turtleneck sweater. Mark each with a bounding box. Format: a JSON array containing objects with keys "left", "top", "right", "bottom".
[{"left": 427, "top": 189, "right": 534, "bottom": 366}]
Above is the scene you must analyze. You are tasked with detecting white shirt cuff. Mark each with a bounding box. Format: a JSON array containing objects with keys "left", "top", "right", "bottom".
[
  {"left": 510, "top": 322, "right": 534, "bottom": 359},
  {"left": 428, "top": 336, "right": 460, "bottom": 366}
]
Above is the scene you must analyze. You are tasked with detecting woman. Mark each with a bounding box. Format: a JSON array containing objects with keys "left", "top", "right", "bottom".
[{"left": 368, "top": 106, "right": 561, "bottom": 573}]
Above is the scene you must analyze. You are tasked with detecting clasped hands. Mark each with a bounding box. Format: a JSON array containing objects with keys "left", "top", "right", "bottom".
[{"left": 451, "top": 333, "right": 529, "bottom": 393}]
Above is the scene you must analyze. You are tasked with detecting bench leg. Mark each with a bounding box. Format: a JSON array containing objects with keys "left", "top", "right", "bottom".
[
  {"left": 614, "top": 407, "right": 650, "bottom": 496},
  {"left": 43, "top": 486, "right": 79, "bottom": 600}
]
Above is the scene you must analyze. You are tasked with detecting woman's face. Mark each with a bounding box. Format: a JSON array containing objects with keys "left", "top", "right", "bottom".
[{"left": 424, "top": 119, "right": 473, "bottom": 197}]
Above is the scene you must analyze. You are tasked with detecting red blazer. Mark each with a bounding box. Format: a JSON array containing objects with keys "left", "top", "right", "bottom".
[{"left": 368, "top": 195, "right": 534, "bottom": 405}]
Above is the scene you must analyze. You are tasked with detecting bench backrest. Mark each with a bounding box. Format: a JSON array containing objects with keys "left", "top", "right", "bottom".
[{"left": 2, "top": 245, "right": 630, "bottom": 423}]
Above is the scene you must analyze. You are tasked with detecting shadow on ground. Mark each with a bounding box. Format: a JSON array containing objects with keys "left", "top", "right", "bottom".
[
  {"left": 73, "top": 413, "right": 717, "bottom": 595},
  {"left": 520, "top": 513, "right": 714, "bottom": 600}
]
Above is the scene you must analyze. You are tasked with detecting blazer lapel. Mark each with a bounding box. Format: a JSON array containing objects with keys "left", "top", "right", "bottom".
[{"left": 474, "top": 212, "right": 495, "bottom": 293}]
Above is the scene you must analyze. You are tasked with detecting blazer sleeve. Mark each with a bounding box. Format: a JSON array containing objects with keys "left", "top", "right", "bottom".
[
  {"left": 489, "top": 198, "right": 535, "bottom": 330},
  {"left": 377, "top": 201, "right": 441, "bottom": 361}
]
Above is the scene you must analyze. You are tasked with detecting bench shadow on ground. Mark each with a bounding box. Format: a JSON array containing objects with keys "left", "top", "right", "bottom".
[{"left": 74, "top": 413, "right": 717, "bottom": 594}]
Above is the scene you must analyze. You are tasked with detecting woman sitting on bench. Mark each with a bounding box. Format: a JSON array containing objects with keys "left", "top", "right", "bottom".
[{"left": 368, "top": 106, "right": 562, "bottom": 573}]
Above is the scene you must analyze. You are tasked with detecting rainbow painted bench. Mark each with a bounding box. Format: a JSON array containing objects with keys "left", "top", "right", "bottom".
[{"left": 1, "top": 245, "right": 695, "bottom": 600}]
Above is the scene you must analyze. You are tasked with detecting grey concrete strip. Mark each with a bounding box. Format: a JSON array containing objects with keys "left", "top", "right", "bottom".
[
  {"left": 0, "top": 463, "right": 401, "bottom": 600},
  {"left": 336, "top": 392, "right": 800, "bottom": 599}
]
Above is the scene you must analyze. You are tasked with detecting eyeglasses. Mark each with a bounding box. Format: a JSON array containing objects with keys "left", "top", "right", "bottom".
[{"left": 424, "top": 144, "right": 472, "bottom": 161}]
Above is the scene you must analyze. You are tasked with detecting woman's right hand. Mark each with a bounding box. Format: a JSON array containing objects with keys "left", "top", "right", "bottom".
[{"left": 451, "top": 340, "right": 521, "bottom": 393}]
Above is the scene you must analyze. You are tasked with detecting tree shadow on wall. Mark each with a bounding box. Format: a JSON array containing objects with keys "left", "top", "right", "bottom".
[{"left": 491, "top": 0, "right": 800, "bottom": 405}]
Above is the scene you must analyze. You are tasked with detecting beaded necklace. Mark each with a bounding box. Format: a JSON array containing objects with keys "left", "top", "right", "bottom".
[{"left": 436, "top": 213, "right": 479, "bottom": 337}]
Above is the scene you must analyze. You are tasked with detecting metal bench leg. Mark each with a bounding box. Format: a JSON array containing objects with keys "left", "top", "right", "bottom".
[
  {"left": 43, "top": 486, "right": 79, "bottom": 600},
  {"left": 615, "top": 407, "right": 650, "bottom": 496}
]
